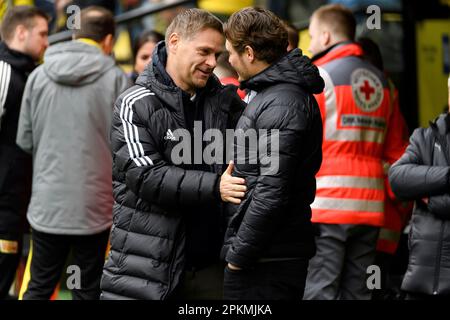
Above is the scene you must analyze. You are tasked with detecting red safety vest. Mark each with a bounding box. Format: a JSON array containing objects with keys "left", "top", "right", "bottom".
[{"left": 311, "top": 43, "right": 407, "bottom": 226}]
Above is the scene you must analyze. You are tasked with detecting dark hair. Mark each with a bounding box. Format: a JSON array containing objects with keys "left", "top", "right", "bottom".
[
  {"left": 313, "top": 4, "right": 356, "bottom": 41},
  {"left": 133, "top": 30, "right": 164, "bottom": 58},
  {"left": 0, "top": 6, "right": 49, "bottom": 42},
  {"left": 285, "top": 21, "right": 299, "bottom": 50},
  {"left": 224, "top": 7, "right": 288, "bottom": 64},
  {"left": 357, "top": 37, "right": 384, "bottom": 70},
  {"left": 73, "top": 6, "right": 115, "bottom": 42},
  {"left": 165, "top": 8, "right": 223, "bottom": 44}
]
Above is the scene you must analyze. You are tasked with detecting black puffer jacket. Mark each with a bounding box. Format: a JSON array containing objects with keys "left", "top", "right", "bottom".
[
  {"left": 101, "top": 42, "right": 243, "bottom": 300},
  {"left": 0, "top": 42, "right": 35, "bottom": 237},
  {"left": 389, "top": 113, "right": 450, "bottom": 295},
  {"left": 221, "top": 48, "right": 324, "bottom": 268}
]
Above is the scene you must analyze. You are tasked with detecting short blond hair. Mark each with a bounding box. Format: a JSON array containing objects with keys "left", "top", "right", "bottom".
[
  {"left": 165, "top": 8, "right": 223, "bottom": 45},
  {"left": 312, "top": 4, "right": 356, "bottom": 40}
]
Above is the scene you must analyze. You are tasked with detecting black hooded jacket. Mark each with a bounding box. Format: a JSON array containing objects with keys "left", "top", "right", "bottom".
[
  {"left": 0, "top": 41, "right": 35, "bottom": 236},
  {"left": 221, "top": 48, "right": 324, "bottom": 268},
  {"left": 101, "top": 42, "right": 244, "bottom": 300},
  {"left": 389, "top": 113, "right": 450, "bottom": 295}
]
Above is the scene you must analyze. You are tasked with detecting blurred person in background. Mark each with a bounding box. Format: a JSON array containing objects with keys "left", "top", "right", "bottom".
[
  {"left": 130, "top": 29, "right": 164, "bottom": 83},
  {"left": 213, "top": 51, "right": 245, "bottom": 99},
  {"left": 304, "top": 4, "right": 407, "bottom": 300},
  {"left": 0, "top": 5, "right": 48, "bottom": 300},
  {"left": 388, "top": 75, "right": 450, "bottom": 300},
  {"left": 16, "top": 6, "right": 129, "bottom": 300},
  {"left": 357, "top": 36, "right": 413, "bottom": 300},
  {"left": 285, "top": 21, "right": 299, "bottom": 52}
]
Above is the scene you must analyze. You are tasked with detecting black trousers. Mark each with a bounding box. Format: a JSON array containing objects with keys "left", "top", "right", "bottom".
[
  {"left": 0, "top": 145, "right": 32, "bottom": 299},
  {"left": 21, "top": 228, "right": 109, "bottom": 300},
  {"left": 169, "top": 262, "right": 225, "bottom": 300},
  {"left": 0, "top": 236, "right": 22, "bottom": 299},
  {"left": 223, "top": 259, "right": 309, "bottom": 300}
]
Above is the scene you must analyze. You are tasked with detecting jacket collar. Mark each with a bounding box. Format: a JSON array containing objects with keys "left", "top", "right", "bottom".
[
  {"left": 136, "top": 41, "right": 222, "bottom": 113},
  {"left": 240, "top": 48, "right": 324, "bottom": 94},
  {"left": 431, "top": 112, "right": 450, "bottom": 135},
  {"left": 0, "top": 41, "right": 36, "bottom": 73},
  {"left": 76, "top": 38, "right": 102, "bottom": 51},
  {"left": 311, "top": 41, "right": 363, "bottom": 66}
]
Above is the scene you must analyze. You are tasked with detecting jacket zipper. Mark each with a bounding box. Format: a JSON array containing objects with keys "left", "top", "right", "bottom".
[
  {"left": 161, "top": 229, "right": 181, "bottom": 300},
  {"left": 430, "top": 123, "right": 448, "bottom": 295},
  {"left": 432, "top": 222, "right": 445, "bottom": 294}
]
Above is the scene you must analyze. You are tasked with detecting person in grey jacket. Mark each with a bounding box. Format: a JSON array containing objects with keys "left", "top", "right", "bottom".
[
  {"left": 388, "top": 76, "right": 450, "bottom": 299},
  {"left": 16, "top": 6, "right": 129, "bottom": 300}
]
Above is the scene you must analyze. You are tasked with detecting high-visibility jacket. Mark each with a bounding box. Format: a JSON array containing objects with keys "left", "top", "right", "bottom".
[
  {"left": 311, "top": 42, "right": 406, "bottom": 226},
  {"left": 377, "top": 84, "right": 413, "bottom": 254}
]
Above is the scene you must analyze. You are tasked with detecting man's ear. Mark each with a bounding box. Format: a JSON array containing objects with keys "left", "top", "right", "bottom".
[
  {"left": 321, "top": 30, "right": 331, "bottom": 48},
  {"left": 244, "top": 45, "right": 255, "bottom": 63},
  {"left": 16, "top": 24, "right": 28, "bottom": 42},
  {"left": 101, "top": 34, "right": 114, "bottom": 55},
  {"left": 167, "top": 33, "right": 179, "bottom": 54}
]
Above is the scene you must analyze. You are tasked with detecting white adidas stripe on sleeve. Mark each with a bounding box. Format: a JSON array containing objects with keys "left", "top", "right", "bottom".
[
  {"left": 119, "top": 87, "right": 155, "bottom": 167},
  {"left": 0, "top": 61, "right": 12, "bottom": 129}
]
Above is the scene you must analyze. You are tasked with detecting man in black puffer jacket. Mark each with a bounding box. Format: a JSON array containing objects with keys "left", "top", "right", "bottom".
[
  {"left": 221, "top": 7, "right": 324, "bottom": 300},
  {"left": 100, "top": 9, "right": 245, "bottom": 300},
  {"left": 389, "top": 77, "right": 450, "bottom": 299}
]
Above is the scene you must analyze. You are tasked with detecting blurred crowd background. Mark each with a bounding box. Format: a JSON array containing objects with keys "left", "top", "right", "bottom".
[{"left": 1, "top": 0, "right": 449, "bottom": 130}]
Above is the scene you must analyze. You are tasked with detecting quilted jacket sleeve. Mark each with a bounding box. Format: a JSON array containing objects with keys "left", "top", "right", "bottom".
[
  {"left": 112, "top": 88, "right": 220, "bottom": 208},
  {"left": 389, "top": 128, "right": 450, "bottom": 200}
]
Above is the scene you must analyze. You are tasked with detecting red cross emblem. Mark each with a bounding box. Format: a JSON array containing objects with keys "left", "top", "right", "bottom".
[
  {"left": 351, "top": 69, "right": 383, "bottom": 112},
  {"left": 360, "top": 80, "right": 375, "bottom": 101}
]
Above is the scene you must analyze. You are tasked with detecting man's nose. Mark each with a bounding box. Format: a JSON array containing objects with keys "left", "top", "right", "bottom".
[{"left": 206, "top": 54, "right": 217, "bottom": 68}]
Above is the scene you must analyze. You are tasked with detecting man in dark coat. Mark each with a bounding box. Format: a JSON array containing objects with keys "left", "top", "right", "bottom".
[
  {"left": 222, "top": 7, "right": 324, "bottom": 300},
  {"left": 100, "top": 9, "right": 245, "bottom": 300},
  {"left": 0, "top": 6, "right": 48, "bottom": 299},
  {"left": 388, "top": 76, "right": 450, "bottom": 299}
]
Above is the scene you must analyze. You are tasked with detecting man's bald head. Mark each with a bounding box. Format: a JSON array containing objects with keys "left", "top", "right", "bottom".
[{"left": 73, "top": 6, "right": 115, "bottom": 42}]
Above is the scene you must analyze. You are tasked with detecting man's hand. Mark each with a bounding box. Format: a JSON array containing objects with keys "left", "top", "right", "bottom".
[
  {"left": 220, "top": 161, "right": 247, "bottom": 204},
  {"left": 227, "top": 263, "right": 243, "bottom": 271}
]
